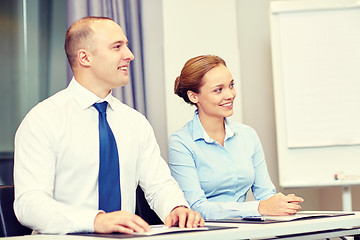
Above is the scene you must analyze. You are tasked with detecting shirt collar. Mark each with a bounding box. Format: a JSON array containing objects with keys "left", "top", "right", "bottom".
[
  {"left": 224, "top": 118, "right": 235, "bottom": 140},
  {"left": 68, "top": 77, "right": 116, "bottom": 111},
  {"left": 191, "top": 110, "right": 235, "bottom": 143},
  {"left": 192, "top": 110, "right": 206, "bottom": 141}
]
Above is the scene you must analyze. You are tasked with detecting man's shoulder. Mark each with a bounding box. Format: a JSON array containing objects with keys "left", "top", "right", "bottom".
[
  {"left": 24, "top": 89, "right": 71, "bottom": 120},
  {"left": 40, "top": 87, "right": 69, "bottom": 104},
  {"left": 111, "top": 96, "right": 147, "bottom": 121},
  {"left": 16, "top": 89, "right": 71, "bottom": 137}
]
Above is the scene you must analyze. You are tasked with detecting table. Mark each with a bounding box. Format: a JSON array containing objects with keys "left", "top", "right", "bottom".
[{"left": 3, "top": 212, "right": 360, "bottom": 240}]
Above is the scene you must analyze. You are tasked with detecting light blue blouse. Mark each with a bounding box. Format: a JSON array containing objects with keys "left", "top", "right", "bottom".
[{"left": 168, "top": 111, "right": 276, "bottom": 220}]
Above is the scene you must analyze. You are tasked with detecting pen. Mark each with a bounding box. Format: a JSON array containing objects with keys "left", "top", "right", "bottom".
[{"left": 242, "top": 217, "right": 265, "bottom": 221}]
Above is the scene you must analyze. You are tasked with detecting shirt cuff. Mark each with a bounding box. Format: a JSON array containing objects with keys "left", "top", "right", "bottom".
[
  {"left": 68, "top": 209, "right": 102, "bottom": 233},
  {"left": 242, "top": 200, "right": 261, "bottom": 217},
  {"left": 170, "top": 205, "right": 189, "bottom": 212},
  {"left": 160, "top": 201, "right": 189, "bottom": 221}
]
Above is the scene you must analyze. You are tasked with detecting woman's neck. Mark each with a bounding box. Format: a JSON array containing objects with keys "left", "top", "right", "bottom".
[{"left": 198, "top": 112, "right": 226, "bottom": 145}]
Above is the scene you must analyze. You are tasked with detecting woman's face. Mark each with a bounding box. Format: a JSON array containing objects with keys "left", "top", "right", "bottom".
[{"left": 190, "top": 64, "right": 236, "bottom": 119}]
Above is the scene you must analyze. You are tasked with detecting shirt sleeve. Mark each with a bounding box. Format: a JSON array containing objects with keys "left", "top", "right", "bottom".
[
  {"left": 250, "top": 129, "right": 277, "bottom": 201},
  {"left": 137, "top": 119, "right": 189, "bottom": 221},
  {"left": 14, "top": 110, "right": 100, "bottom": 234},
  {"left": 168, "top": 135, "right": 263, "bottom": 220}
]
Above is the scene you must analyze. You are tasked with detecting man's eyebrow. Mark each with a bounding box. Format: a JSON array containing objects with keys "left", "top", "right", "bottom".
[{"left": 112, "top": 40, "right": 128, "bottom": 45}]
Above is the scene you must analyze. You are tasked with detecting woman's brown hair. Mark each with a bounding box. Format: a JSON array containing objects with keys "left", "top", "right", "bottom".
[{"left": 174, "top": 55, "right": 226, "bottom": 105}]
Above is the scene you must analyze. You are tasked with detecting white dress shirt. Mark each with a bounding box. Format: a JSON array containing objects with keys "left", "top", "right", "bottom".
[{"left": 14, "top": 78, "right": 188, "bottom": 234}]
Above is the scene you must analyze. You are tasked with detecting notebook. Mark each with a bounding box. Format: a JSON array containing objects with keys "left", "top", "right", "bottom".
[{"left": 207, "top": 211, "right": 355, "bottom": 224}]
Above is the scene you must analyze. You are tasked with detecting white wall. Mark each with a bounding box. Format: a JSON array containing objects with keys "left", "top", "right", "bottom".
[
  {"left": 162, "top": 0, "right": 243, "bottom": 139},
  {"left": 141, "top": 0, "right": 168, "bottom": 159},
  {"left": 141, "top": 0, "right": 242, "bottom": 160},
  {"left": 141, "top": 0, "right": 360, "bottom": 211}
]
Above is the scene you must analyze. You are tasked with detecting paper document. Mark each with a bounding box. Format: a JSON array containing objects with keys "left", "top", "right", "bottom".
[
  {"left": 206, "top": 211, "right": 355, "bottom": 224},
  {"left": 132, "top": 225, "right": 209, "bottom": 236},
  {"left": 242, "top": 211, "right": 354, "bottom": 222}
]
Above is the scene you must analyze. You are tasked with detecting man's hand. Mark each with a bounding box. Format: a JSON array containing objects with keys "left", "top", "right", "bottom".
[
  {"left": 258, "top": 193, "right": 304, "bottom": 216},
  {"left": 164, "top": 206, "right": 204, "bottom": 228},
  {"left": 94, "top": 211, "right": 151, "bottom": 234}
]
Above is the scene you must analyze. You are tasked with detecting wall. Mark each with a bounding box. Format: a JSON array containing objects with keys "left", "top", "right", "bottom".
[
  {"left": 161, "top": 0, "right": 242, "bottom": 141},
  {"left": 141, "top": 0, "right": 168, "bottom": 159},
  {"left": 141, "top": 0, "right": 242, "bottom": 161}
]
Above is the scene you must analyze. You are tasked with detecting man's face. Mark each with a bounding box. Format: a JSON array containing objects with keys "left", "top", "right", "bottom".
[{"left": 88, "top": 20, "right": 135, "bottom": 91}]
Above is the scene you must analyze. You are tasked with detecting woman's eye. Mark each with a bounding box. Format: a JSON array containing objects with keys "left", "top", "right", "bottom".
[
  {"left": 230, "top": 83, "right": 235, "bottom": 88},
  {"left": 215, "top": 88, "right": 222, "bottom": 93}
]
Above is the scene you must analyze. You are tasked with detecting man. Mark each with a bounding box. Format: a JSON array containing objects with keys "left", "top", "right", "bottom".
[{"left": 14, "top": 16, "right": 204, "bottom": 234}]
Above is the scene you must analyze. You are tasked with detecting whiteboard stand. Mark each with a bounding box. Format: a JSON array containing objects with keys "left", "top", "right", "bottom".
[{"left": 342, "top": 186, "right": 352, "bottom": 211}]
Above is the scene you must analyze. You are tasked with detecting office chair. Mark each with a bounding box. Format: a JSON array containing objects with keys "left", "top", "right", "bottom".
[
  {"left": 0, "top": 185, "right": 32, "bottom": 237},
  {"left": 135, "top": 185, "right": 163, "bottom": 225}
]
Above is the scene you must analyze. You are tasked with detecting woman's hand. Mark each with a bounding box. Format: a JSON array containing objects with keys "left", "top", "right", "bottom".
[{"left": 258, "top": 193, "right": 304, "bottom": 216}]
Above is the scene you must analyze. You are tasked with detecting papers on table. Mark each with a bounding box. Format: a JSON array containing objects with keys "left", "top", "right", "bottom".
[
  {"left": 68, "top": 225, "right": 235, "bottom": 238},
  {"left": 207, "top": 211, "right": 355, "bottom": 224},
  {"left": 244, "top": 211, "right": 352, "bottom": 221},
  {"left": 132, "top": 225, "right": 209, "bottom": 236}
]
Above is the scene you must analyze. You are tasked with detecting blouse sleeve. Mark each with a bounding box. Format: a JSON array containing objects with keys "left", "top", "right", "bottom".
[
  {"left": 168, "top": 135, "right": 262, "bottom": 220},
  {"left": 250, "top": 129, "right": 277, "bottom": 201}
]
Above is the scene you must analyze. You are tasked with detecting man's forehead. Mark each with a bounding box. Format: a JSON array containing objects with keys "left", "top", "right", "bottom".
[
  {"left": 91, "top": 20, "right": 120, "bottom": 30},
  {"left": 91, "top": 20, "right": 127, "bottom": 41}
]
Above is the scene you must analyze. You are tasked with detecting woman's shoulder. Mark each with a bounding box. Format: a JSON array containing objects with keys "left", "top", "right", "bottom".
[
  {"left": 169, "top": 120, "right": 193, "bottom": 142},
  {"left": 226, "top": 120, "right": 262, "bottom": 146},
  {"left": 227, "top": 119, "right": 258, "bottom": 135}
]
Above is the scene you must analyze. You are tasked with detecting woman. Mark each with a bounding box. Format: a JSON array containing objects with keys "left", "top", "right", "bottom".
[{"left": 168, "top": 55, "right": 303, "bottom": 220}]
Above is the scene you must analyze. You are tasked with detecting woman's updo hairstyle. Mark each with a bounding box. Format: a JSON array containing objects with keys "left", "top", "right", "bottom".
[{"left": 174, "top": 55, "right": 226, "bottom": 105}]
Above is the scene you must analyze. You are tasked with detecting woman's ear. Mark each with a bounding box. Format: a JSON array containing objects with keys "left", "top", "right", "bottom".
[
  {"left": 78, "top": 49, "right": 91, "bottom": 67},
  {"left": 187, "top": 90, "right": 199, "bottom": 104}
]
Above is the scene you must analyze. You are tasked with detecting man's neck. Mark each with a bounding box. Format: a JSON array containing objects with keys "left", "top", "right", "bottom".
[{"left": 74, "top": 74, "right": 111, "bottom": 99}]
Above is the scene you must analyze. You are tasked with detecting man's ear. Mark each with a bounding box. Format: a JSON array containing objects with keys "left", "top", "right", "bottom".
[
  {"left": 187, "top": 90, "right": 199, "bottom": 104},
  {"left": 78, "top": 49, "right": 91, "bottom": 67}
]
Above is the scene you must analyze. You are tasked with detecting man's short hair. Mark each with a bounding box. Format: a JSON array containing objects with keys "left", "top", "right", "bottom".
[{"left": 64, "top": 16, "right": 114, "bottom": 70}]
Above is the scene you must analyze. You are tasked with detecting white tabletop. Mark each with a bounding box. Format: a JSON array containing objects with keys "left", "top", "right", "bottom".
[{"left": 3, "top": 211, "right": 360, "bottom": 240}]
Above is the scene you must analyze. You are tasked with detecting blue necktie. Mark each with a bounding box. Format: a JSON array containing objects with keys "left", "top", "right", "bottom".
[{"left": 93, "top": 102, "right": 121, "bottom": 212}]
